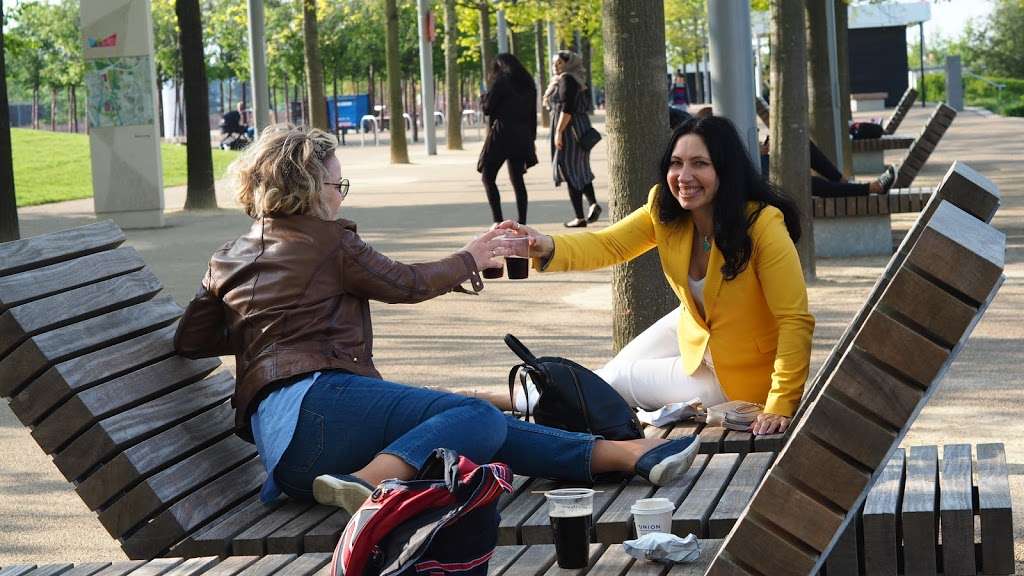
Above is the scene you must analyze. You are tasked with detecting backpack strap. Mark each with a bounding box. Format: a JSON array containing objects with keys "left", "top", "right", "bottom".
[
  {"left": 504, "top": 334, "right": 540, "bottom": 368},
  {"left": 507, "top": 363, "right": 533, "bottom": 421}
]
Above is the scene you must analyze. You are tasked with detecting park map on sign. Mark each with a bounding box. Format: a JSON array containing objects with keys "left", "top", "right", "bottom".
[{"left": 85, "top": 56, "right": 154, "bottom": 128}]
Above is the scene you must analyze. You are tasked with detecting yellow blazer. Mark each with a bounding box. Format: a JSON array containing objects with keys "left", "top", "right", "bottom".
[{"left": 541, "top": 186, "right": 814, "bottom": 417}]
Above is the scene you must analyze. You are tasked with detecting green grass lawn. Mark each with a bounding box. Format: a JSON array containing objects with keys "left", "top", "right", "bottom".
[{"left": 10, "top": 128, "right": 238, "bottom": 207}]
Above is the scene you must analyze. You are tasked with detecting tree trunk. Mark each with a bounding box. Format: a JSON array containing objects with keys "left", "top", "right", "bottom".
[
  {"left": 176, "top": 0, "right": 217, "bottom": 209},
  {"left": 444, "top": 0, "right": 462, "bottom": 149},
  {"left": 581, "top": 35, "right": 593, "bottom": 112},
  {"left": 603, "top": 0, "right": 676, "bottom": 351},
  {"left": 31, "top": 85, "right": 39, "bottom": 129},
  {"left": 806, "top": 0, "right": 838, "bottom": 167},
  {"left": 478, "top": 3, "right": 492, "bottom": 87},
  {"left": 302, "top": 0, "right": 329, "bottom": 130},
  {"left": 271, "top": 84, "right": 279, "bottom": 123},
  {"left": 384, "top": 0, "right": 409, "bottom": 163},
  {"left": 0, "top": 8, "right": 21, "bottom": 242},
  {"left": 283, "top": 76, "right": 289, "bottom": 122},
  {"left": 368, "top": 64, "right": 375, "bottom": 113},
  {"left": 769, "top": 0, "right": 813, "bottom": 280},
  {"left": 836, "top": 0, "right": 853, "bottom": 178},
  {"left": 535, "top": 20, "right": 550, "bottom": 128},
  {"left": 50, "top": 86, "right": 57, "bottom": 131},
  {"left": 411, "top": 77, "right": 418, "bottom": 143},
  {"left": 157, "top": 75, "right": 165, "bottom": 137},
  {"left": 219, "top": 78, "right": 224, "bottom": 113}
]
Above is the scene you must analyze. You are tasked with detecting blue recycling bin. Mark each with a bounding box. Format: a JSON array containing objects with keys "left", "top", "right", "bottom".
[{"left": 328, "top": 94, "right": 370, "bottom": 132}]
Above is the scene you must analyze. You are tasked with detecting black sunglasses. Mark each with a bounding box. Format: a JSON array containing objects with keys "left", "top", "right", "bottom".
[{"left": 325, "top": 178, "right": 350, "bottom": 200}]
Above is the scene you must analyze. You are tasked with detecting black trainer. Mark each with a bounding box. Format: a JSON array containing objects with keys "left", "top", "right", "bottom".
[
  {"left": 634, "top": 435, "right": 700, "bottom": 486},
  {"left": 586, "top": 203, "right": 603, "bottom": 223},
  {"left": 878, "top": 165, "right": 897, "bottom": 194}
]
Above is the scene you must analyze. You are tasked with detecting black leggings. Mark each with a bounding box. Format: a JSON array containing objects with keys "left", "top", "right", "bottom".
[
  {"left": 481, "top": 153, "right": 528, "bottom": 224},
  {"left": 568, "top": 182, "right": 597, "bottom": 219}
]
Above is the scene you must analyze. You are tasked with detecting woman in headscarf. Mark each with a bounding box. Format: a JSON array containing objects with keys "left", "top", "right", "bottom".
[{"left": 543, "top": 50, "right": 601, "bottom": 227}]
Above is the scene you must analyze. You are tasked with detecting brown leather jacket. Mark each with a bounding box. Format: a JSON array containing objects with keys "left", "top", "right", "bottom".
[{"left": 173, "top": 215, "right": 483, "bottom": 440}]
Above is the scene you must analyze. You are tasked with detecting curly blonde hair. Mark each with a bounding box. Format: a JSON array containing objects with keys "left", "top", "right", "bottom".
[{"left": 230, "top": 124, "right": 338, "bottom": 219}]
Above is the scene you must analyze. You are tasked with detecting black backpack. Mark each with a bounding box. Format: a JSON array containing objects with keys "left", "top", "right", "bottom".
[
  {"left": 849, "top": 121, "right": 884, "bottom": 140},
  {"left": 505, "top": 334, "right": 643, "bottom": 441}
]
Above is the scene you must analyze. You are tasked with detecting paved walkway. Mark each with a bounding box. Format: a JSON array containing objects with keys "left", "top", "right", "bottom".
[{"left": 2, "top": 106, "right": 1023, "bottom": 568}]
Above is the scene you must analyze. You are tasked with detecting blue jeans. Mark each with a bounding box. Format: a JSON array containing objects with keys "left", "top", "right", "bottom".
[{"left": 273, "top": 371, "right": 597, "bottom": 500}]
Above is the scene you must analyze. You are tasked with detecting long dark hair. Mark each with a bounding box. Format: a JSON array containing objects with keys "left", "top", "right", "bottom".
[
  {"left": 488, "top": 53, "right": 536, "bottom": 96},
  {"left": 657, "top": 115, "right": 801, "bottom": 281}
]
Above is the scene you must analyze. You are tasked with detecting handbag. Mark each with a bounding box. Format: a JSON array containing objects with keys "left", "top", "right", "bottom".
[
  {"left": 505, "top": 334, "right": 643, "bottom": 441},
  {"left": 572, "top": 124, "right": 602, "bottom": 151}
]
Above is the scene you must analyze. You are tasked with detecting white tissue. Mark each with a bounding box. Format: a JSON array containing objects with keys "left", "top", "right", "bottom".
[
  {"left": 636, "top": 398, "right": 702, "bottom": 427},
  {"left": 622, "top": 532, "right": 701, "bottom": 564}
]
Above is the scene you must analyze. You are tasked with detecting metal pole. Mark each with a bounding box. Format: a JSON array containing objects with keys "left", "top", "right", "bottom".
[
  {"left": 707, "top": 0, "right": 758, "bottom": 167},
  {"left": 496, "top": 9, "right": 508, "bottom": 54},
  {"left": 246, "top": 0, "right": 269, "bottom": 137},
  {"left": 416, "top": 0, "right": 437, "bottom": 154},
  {"left": 919, "top": 22, "right": 926, "bottom": 107},
  {"left": 825, "top": 0, "right": 844, "bottom": 170}
]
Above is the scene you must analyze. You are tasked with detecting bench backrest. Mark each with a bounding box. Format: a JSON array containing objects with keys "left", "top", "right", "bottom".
[
  {"left": 707, "top": 175, "right": 1005, "bottom": 574},
  {"left": 894, "top": 102, "right": 957, "bottom": 188},
  {"left": 883, "top": 87, "right": 919, "bottom": 134},
  {"left": 0, "top": 224, "right": 343, "bottom": 559}
]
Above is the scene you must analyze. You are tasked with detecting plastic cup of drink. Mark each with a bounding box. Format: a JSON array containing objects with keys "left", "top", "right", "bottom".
[
  {"left": 500, "top": 235, "right": 530, "bottom": 280},
  {"left": 630, "top": 497, "right": 675, "bottom": 538},
  {"left": 544, "top": 488, "right": 594, "bottom": 568}
]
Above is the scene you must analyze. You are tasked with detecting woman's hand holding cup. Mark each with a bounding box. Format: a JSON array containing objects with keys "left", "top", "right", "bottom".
[
  {"left": 494, "top": 220, "right": 555, "bottom": 260},
  {"left": 463, "top": 227, "right": 516, "bottom": 271}
]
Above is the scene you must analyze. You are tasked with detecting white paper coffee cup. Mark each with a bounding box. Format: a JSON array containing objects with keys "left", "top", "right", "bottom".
[{"left": 631, "top": 497, "right": 674, "bottom": 537}]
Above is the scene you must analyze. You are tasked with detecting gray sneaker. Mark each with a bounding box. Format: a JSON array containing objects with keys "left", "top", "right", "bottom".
[
  {"left": 635, "top": 435, "right": 700, "bottom": 486},
  {"left": 878, "top": 165, "right": 897, "bottom": 193},
  {"left": 313, "top": 474, "right": 374, "bottom": 514}
]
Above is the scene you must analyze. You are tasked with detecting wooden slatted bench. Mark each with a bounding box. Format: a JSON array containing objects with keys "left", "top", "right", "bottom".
[
  {"left": 883, "top": 87, "right": 919, "bottom": 135},
  {"left": 851, "top": 91, "right": 887, "bottom": 112},
  {"left": 707, "top": 170, "right": 1007, "bottom": 574},
  {"left": 850, "top": 135, "right": 913, "bottom": 174},
  {"left": 894, "top": 102, "right": 958, "bottom": 188},
  {"left": 812, "top": 186, "right": 932, "bottom": 257}
]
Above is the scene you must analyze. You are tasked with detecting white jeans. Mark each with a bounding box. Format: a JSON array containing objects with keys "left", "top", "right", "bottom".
[{"left": 515, "top": 307, "right": 729, "bottom": 412}]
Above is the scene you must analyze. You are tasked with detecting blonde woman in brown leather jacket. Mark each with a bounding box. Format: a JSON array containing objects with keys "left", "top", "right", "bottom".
[{"left": 175, "top": 125, "right": 703, "bottom": 516}]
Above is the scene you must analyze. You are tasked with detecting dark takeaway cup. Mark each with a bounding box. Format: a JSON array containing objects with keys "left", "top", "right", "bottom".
[
  {"left": 501, "top": 235, "right": 531, "bottom": 280},
  {"left": 545, "top": 488, "right": 595, "bottom": 568}
]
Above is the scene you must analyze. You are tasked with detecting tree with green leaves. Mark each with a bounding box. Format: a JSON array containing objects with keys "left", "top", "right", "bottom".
[
  {"left": 384, "top": 0, "right": 409, "bottom": 163},
  {"left": 5, "top": 1, "right": 55, "bottom": 129},
  {"left": 302, "top": 0, "right": 328, "bottom": 130},
  {"left": 176, "top": 0, "right": 217, "bottom": 209},
  {"left": 967, "top": 0, "right": 1024, "bottom": 78},
  {"left": 806, "top": 0, "right": 839, "bottom": 167},
  {"left": 769, "top": 0, "right": 813, "bottom": 280},
  {"left": 603, "top": 0, "right": 677, "bottom": 349},
  {"left": 1, "top": 3, "right": 20, "bottom": 242},
  {"left": 443, "top": 0, "right": 463, "bottom": 149},
  {"left": 152, "top": 0, "right": 181, "bottom": 136}
]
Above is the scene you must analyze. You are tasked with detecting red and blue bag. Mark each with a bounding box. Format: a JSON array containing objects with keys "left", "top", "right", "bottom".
[{"left": 331, "top": 448, "right": 513, "bottom": 576}]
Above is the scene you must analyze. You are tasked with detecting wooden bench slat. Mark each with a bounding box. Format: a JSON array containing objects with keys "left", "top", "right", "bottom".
[
  {"left": 576, "top": 545, "right": 631, "bottom": 576},
  {"left": 698, "top": 427, "right": 725, "bottom": 455},
  {"left": 268, "top": 554, "right": 331, "bottom": 576},
  {"left": 122, "top": 458, "right": 265, "bottom": 559},
  {"left": 265, "top": 506, "right": 338, "bottom": 554},
  {"left": 823, "top": 351, "right": 923, "bottom": 430},
  {"left": 0, "top": 247, "right": 145, "bottom": 313},
  {"left": 667, "top": 539, "right": 724, "bottom": 576},
  {"left": 499, "top": 545, "right": 556, "bottom": 576},
  {"left": 822, "top": 515, "right": 860, "bottom": 576},
  {"left": 158, "top": 557, "right": 219, "bottom": 576},
  {"left": 940, "top": 444, "right": 976, "bottom": 575},
  {"left": 521, "top": 480, "right": 625, "bottom": 544},
  {"left": 99, "top": 435, "right": 258, "bottom": 538},
  {"left": 882, "top": 267, "right": 977, "bottom": 348},
  {"left": 78, "top": 399, "right": 236, "bottom": 510},
  {"left": 232, "top": 501, "right": 318, "bottom": 556},
  {"left": 673, "top": 453, "right": 740, "bottom": 538},
  {"left": 744, "top": 473, "right": 843, "bottom": 553},
  {"left": 301, "top": 510, "right": 350, "bottom": 553},
  {"left": 650, "top": 454, "right": 709, "bottom": 510},
  {"left": 707, "top": 452, "right": 773, "bottom": 538},
  {"left": 195, "top": 557, "right": 259, "bottom": 576},
  {"left": 52, "top": 564, "right": 111, "bottom": 576},
  {"left": 594, "top": 477, "right": 657, "bottom": 543},
  {"left": 9, "top": 323, "right": 178, "bottom": 426},
  {"left": 0, "top": 221, "right": 124, "bottom": 278},
  {"left": 56, "top": 371, "right": 234, "bottom": 483},
  {"left": 540, "top": 545, "right": 604, "bottom": 576},
  {"left": 901, "top": 445, "right": 938, "bottom": 576},
  {"left": 22, "top": 565, "right": 73, "bottom": 576},
  {"left": 894, "top": 104, "right": 956, "bottom": 188},
  {"left": 34, "top": 355, "right": 220, "bottom": 454},
  {"left": 498, "top": 479, "right": 555, "bottom": 545},
  {"left": 499, "top": 476, "right": 533, "bottom": 512},
  {"left": 87, "top": 562, "right": 145, "bottom": 576},
  {"left": 976, "top": 443, "right": 1014, "bottom": 575},
  {"left": 862, "top": 449, "right": 905, "bottom": 576},
  {"left": 488, "top": 545, "right": 527, "bottom": 576},
  {"left": 853, "top": 311, "right": 949, "bottom": 387},
  {"left": 236, "top": 556, "right": 297, "bottom": 576},
  {"left": 722, "top": 514, "right": 818, "bottom": 576},
  {"left": 772, "top": 433, "right": 870, "bottom": 512},
  {"left": 0, "top": 295, "right": 181, "bottom": 397},
  {"left": 0, "top": 268, "right": 162, "bottom": 360},
  {"left": 173, "top": 496, "right": 285, "bottom": 558},
  {"left": 801, "top": 393, "right": 896, "bottom": 470},
  {"left": 124, "top": 558, "right": 183, "bottom": 576}
]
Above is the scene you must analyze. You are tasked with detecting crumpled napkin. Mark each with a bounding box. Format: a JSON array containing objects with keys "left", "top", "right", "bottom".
[
  {"left": 636, "top": 398, "right": 703, "bottom": 427},
  {"left": 623, "top": 532, "right": 701, "bottom": 564}
]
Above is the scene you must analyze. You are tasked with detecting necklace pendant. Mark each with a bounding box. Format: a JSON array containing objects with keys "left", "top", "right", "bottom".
[{"left": 702, "top": 236, "right": 712, "bottom": 253}]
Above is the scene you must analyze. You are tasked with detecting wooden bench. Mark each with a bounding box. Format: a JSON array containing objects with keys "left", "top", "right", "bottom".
[
  {"left": 707, "top": 167, "right": 1006, "bottom": 574},
  {"left": 812, "top": 186, "right": 931, "bottom": 257},
  {"left": 851, "top": 91, "right": 887, "bottom": 112},
  {"left": 895, "top": 102, "right": 958, "bottom": 188},
  {"left": 850, "top": 135, "right": 913, "bottom": 174},
  {"left": 883, "top": 86, "right": 918, "bottom": 135}
]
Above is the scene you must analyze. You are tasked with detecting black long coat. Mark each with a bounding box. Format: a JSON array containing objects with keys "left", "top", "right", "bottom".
[{"left": 477, "top": 77, "right": 538, "bottom": 172}]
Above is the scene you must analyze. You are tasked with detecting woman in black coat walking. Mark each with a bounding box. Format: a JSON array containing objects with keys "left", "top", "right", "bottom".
[{"left": 478, "top": 53, "right": 538, "bottom": 225}]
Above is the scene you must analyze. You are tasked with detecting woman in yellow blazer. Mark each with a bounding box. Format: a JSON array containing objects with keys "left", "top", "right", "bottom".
[{"left": 500, "top": 115, "right": 814, "bottom": 435}]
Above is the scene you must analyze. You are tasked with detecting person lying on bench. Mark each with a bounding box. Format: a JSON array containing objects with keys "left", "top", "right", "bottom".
[
  {"left": 174, "top": 124, "right": 703, "bottom": 516},
  {"left": 485, "top": 116, "right": 815, "bottom": 436},
  {"left": 760, "top": 136, "right": 896, "bottom": 197}
]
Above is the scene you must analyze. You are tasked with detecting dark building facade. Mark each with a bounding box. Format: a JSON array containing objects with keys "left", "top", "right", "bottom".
[{"left": 848, "top": 25, "right": 909, "bottom": 108}]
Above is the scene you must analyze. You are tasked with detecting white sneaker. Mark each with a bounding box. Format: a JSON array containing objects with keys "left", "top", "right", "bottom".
[{"left": 312, "top": 474, "right": 374, "bottom": 514}]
